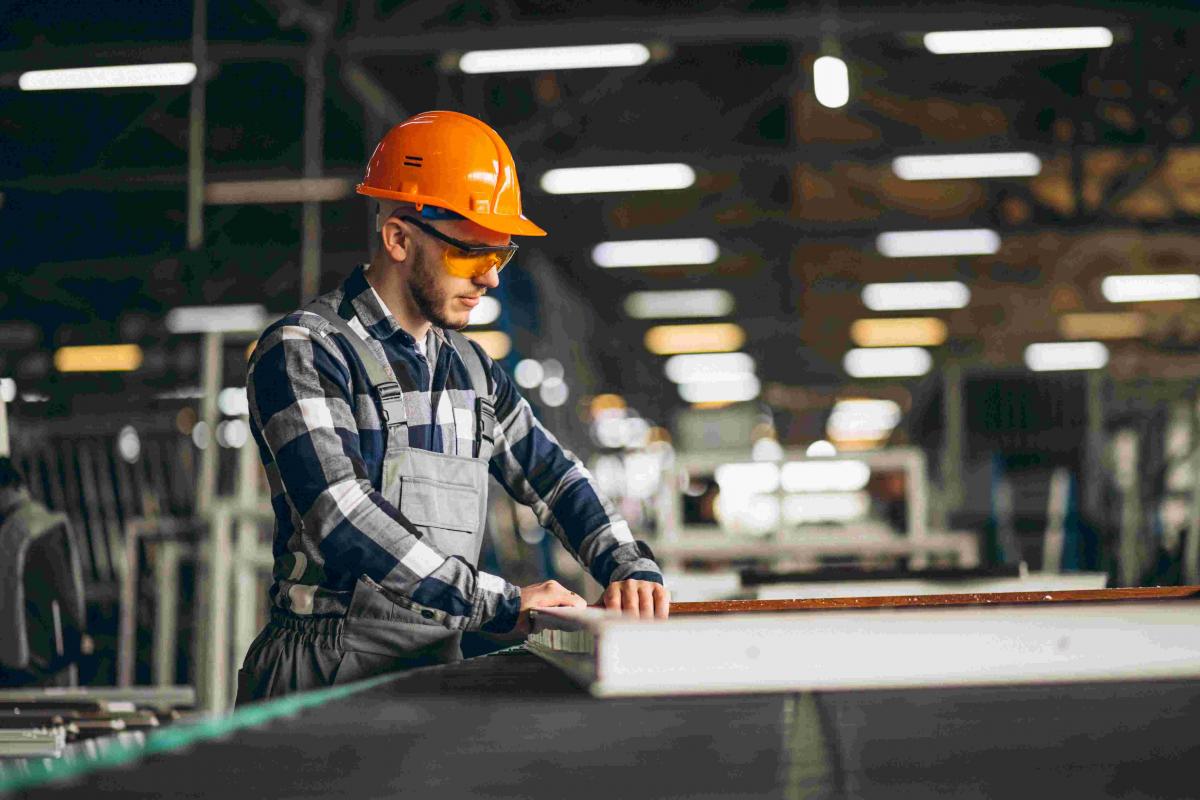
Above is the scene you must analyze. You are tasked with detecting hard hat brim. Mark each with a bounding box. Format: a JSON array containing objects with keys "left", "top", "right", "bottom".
[{"left": 357, "top": 184, "right": 547, "bottom": 237}]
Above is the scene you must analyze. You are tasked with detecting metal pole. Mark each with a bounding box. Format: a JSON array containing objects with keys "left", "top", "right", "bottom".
[
  {"left": 0, "top": 393, "right": 9, "bottom": 457},
  {"left": 939, "top": 362, "right": 964, "bottom": 518},
  {"left": 300, "top": 27, "right": 328, "bottom": 302},
  {"left": 1184, "top": 396, "right": 1200, "bottom": 584},
  {"left": 186, "top": 0, "right": 207, "bottom": 250}
]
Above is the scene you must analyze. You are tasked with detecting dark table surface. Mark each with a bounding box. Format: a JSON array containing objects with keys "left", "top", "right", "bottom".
[{"left": 13, "top": 648, "right": 1200, "bottom": 799}]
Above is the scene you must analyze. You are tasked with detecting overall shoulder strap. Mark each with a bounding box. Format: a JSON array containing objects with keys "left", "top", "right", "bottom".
[
  {"left": 304, "top": 301, "right": 408, "bottom": 440},
  {"left": 445, "top": 330, "right": 496, "bottom": 460}
]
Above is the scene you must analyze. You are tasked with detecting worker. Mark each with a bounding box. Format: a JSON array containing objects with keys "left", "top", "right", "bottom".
[{"left": 236, "top": 110, "right": 669, "bottom": 702}]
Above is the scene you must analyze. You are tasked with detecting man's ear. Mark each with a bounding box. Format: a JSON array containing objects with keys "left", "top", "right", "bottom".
[{"left": 379, "top": 217, "right": 411, "bottom": 264}]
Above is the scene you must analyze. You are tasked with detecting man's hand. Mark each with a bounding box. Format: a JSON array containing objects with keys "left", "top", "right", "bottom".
[
  {"left": 513, "top": 579, "right": 587, "bottom": 635},
  {"left": 601, "top": 580, "right": 671, "bottom": 620}
]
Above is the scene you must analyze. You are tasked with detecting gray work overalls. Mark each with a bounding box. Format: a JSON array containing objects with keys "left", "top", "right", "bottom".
[{"left": 236, "top": 301, "right": 496, "bottom": 703}]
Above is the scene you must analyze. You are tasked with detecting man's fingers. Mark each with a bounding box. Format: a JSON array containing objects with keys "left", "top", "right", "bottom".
[
  {"left": 602, "top": 585, "right": 621, "bottom": 610},
  {"left": 654, "top": 585, "right": 671, "bottom": 620},
  {"left": 638, "top": 584, "right": 655, "bottom": 619},
  {"left": 622, "top": 581, "right": 641, "bottom": 618}
]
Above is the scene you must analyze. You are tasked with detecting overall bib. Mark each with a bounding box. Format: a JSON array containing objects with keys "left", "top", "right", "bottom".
[{"left": 236, "top": 302, "right": 496, "bottom": 703}]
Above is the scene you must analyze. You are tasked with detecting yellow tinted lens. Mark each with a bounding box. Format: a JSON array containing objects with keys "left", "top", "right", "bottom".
[{"left": 443, "top": 249, "right": 511, "bottom": 278}]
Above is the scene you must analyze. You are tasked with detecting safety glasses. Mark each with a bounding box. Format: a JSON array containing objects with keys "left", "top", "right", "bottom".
[{"left": 400, "top": 215, "right": 519, "bottom": 279}]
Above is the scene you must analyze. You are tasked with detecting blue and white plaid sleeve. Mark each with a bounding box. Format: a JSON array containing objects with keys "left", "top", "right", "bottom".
[
  {"left": 249, "top": 318, "right": 521, "bottom": 633},
  {"left": 484, "top": 358, "right": 664, "bottom": 587}
]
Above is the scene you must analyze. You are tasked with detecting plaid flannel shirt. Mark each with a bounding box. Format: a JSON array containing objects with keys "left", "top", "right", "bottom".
[{"left": 247, "top": 265, "right": 662, "bottom": 633}]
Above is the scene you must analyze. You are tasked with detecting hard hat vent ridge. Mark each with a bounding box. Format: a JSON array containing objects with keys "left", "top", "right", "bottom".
[{"left": 403, "top": 155, "right": 424, "bottom": 168}]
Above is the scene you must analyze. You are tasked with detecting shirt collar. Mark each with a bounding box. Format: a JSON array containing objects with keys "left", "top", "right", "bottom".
[{"left": 345, "top": 264, "right": 449, "bottom": 348}]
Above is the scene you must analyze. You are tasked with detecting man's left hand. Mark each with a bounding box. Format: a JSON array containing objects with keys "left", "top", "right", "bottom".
[{"left": 600, "top": 580, "right": 670, "bottom": 620}]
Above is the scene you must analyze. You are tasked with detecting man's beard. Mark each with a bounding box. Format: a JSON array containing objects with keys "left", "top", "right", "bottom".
[{"left": 409, "top": 251, "right": 468, "bottom": 330}]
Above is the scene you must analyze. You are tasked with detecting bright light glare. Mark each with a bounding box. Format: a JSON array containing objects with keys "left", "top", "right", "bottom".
[
  {"left": 539, "top": 377, "right": 570, "bottom": 407},
  {"left": 876, "top": 229, "right": 1000, "bottom": 258},
  {"left": 20, "top": 62, "right": 197, "bottom": 91},
  {"left": 850, "top": 317, "right": 948, "bottom": 347},
  {"left": 715, "top": 462, "right": 780, "bottom": 495},
  {"left": 813, "top": 56, "right": 849, "bottom": 109},
  {"left": 166, "top": 304, "right": 267, "bottom": 334},
  {"left": 644, "top": 323, "right": 746, "bottom": 355},
  {"left": 459, "top": 43, "right": 650, "bottom": 74},
  {"left": 678, "top": 375, "right": 761, "bottom": 404},
  {"left": 1024, "top": 341, "right": 1109, "bottom": 372},
  {"left": 827, "top": 399, "right": 902, "bottom": 441},
  {"left": 117, "top": 426, "right": 141, "bottom": 463},
  {"left": 541, "top": 163, "right": 695, "bottom": 194},
  {"left": 862, "top": 281, "right": 971, "bottom": 311},
  {"left": 0, "top": 378, "right": 15, "bottom": 404},
  {"left": 463, "top": 331, "right": 511, "bottom": 360},
  {"left": 467, "top": 296, "right": 502, "bottom": 326},
  {"left": 924, "top": 26, "right": 1114, "bottom": 55},
  {"left": 843, "top": 347, "right": 932, "bottom": 378},
  {"left": 624, "top": 289, "right": 734, "bottom": 319},
  {"left": 783, "top": 492, "right": 869, "bottom": 523},
  {"left": 892, "top": 152, "right": 1042, "bottom": 180},
  {"left": 664, "top": 352, "right": 755, "bottom": 384},
  {"left": 54, "top": 344, "right": 144, "bottom": 373},
  {"left": 1100, "top": 274, "right": 1200, "bottom": 303},
  {"left": 781, "top": 460, "right": 871, "bottom": 493},
  {"left": 592, "top": 238, "right": 719, "bottom": 268},
  {"left": 218, "top": 387, "right": 249, "bottom": 417},
  {"left": 514, "top": 359, "right": 544, "bottom": 389},
  {"left": 806, "top": 440, "right": 837, "bottom": 457}
]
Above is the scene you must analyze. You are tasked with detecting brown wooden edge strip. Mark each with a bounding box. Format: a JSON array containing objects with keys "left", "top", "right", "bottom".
[{"left": 671, "top": 586, "right": 1200, "bottom": 615}]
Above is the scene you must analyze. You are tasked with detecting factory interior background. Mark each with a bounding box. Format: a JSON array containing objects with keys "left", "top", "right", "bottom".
[{"left": 3, "top": 0, "right": 1200, "bottom": 795}]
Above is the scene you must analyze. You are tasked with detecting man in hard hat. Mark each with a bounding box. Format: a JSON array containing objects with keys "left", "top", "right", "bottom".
[{"left": 236, "top": 111, "right": 669, "bottom": 701}]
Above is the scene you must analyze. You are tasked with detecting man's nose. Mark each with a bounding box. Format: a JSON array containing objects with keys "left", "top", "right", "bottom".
[{"left": 475, "top": 267, "right": 500, "bottom": 289}]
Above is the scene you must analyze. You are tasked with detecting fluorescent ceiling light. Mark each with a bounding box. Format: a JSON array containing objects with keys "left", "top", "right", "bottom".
[
  {"left": 876, "top": 229, "right": 1000, "bottom": 258},
  {"left": 467, "top": 296, "right": 502, "bottom": 327},
  {"left": 714, "top": 462, "right": 780, "bottom": 495},
  {"left": 1024, "top": 341, "right": 1109, "bottom": 372},
  {"left": 813, "top": 55, "right": 849, "bottom": 109},
  {"left": 0, "top": 378, "right": 15, "bottom": 404},
  {"left": 54, "top": 344, "right": 143, "bottom": 373},
  {"left": 664, "top": 352, "right": 755, "bottom": 384},
  {"left": 781, "top": 460, "right": 871, "bottom": 493},
  {"left": 20, "top": 62, "right": 197, "bottom": 91},
  {"left": 924, "top": 26, "right": 1114, "bottom": 55},
  {"left": 843, "top": 347, "right": 932, "bottom": 378},
  {"left": 783, "top": 492, "right": 869, "bottom": 524},
  {"left": 1058, "top": 312, "right": 1147, "bottom": 340},
  {"left": 850, "top": 317, "right": 948, "bottom": 347},
  {"left": 623, "top": 289, "right": 734, "bottom": 319},
  {"left": 593, "top": 238, "right": 719, "bottom": 268},
  {"left": 205, "top": 178, "right": 352, "bottom": 205},
  {"left": 464, "top": 331, "right": 512, "bottom": 360},
  {"left": 892, "top": 152, "right": 1041, "bottom": 180},
  {"left": 861, "top": 281, "right": 970, "bottom": 311},
  {"left": 459, "top": 43, "right": 650, "bottom": 74},
  {"left": 167, "top": 304, "right": 268, "bottom": 334},
  {"left": 678, "top": 375, "right": 760, "bottom": 404},
  {"left": 1101, "top": 274, "right": 1200, "bottom": 303},
  {"left": 644, "top": 323, "right": 746, "bottom": 355},
  {"left": 541, "top": 163, "right": 695, "bottom": 194},
  {"left": 827, "top": 399, "right": 902, "bottom": 441}
]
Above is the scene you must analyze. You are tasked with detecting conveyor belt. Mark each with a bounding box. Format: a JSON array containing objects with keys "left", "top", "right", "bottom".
[{"left": 9, "top": 649, "right": 1200, "bottom": 799}]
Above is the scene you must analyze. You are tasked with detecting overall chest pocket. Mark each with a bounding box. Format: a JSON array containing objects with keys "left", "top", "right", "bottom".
[{"left": 399, "top": 476, "right": 482, "bottom": 562}]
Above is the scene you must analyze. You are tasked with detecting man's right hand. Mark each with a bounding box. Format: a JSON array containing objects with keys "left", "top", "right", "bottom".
[{"left": 513, "top": 580, "right": 587, "bottom": 635}]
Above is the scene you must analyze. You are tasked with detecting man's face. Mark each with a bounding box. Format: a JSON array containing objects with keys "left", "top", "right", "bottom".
[{"left": 405, "top": 218, "right": 509, "bottom": 330}]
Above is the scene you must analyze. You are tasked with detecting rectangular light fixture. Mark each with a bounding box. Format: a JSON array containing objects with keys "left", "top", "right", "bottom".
[
  {"left": 54, "top": 344, "right": 143, "bottom": 373},
  {"left": 540, "top": 163, "right": 695, "bottom": 194},
  {"left": 463, "top": 330, "right": 512, "bottom": 360},
  {"left": 1025, "top": 341, "right": 1109, "bottom": 372},
  {"left": 644, "top": 323, "right": 746, "bottom": 355},
  {"left": 623, "top": 289, "right": 734, "bottom": 319},
  {"left": 714, "top": 462, "right": 780, "bottom": 495},
  {"left": 664, "top": 352, "right": 755, "bottom": 384},
  {"left": 205, "top": 178, "right": 353, "bottom": 205},
  {"left": 19, "top": 62, "right": 197, "bottom": 91},
  {"left": 924, "top": 27, "right": 1114, "bottom": 55},
  {"left": 861, "top": 281, "right": 971, "bottom": 311},
  {"left": 1058, "top": 312, "right": 1147, "bottom": 340},
  {"left": 166, "top": 304, "right": 268, "bottom": 334},
  {"left": 467, "top": 296, "right": 502, "bottom": 327},
  {"left": 0, "top": 378, "right": 15, "bottom": 404},
  {"left": 892, "top": 152, "right": 1042, "bottom": 180},
  {"left": 850, "top": 317, "right": 948, "bottom": 347},
  {"left": 843, "top": 347, "right": 932, "bottom": 378},
  {"left": 813, "top": 55, "right": 849, "bottom": 109},
  {"left": 780, "top": 460, "right": 871, "bottom": 493},
  {"left": 1101, "top": 274, "right": 1200, "bottom": 303},
  {"left": 458, "top": 43, "right": 650, "bottom": 74},
  {"left": 593, "top": 238, "right": 719, "bottom": 268},
  {"left": 783, "top": 492, "right": 869, "bottom": 524},
  {"left": 876, "top": 229, "right": 1000, "bottom": 258},
  {"left": 827, "top": 399, "right": 902, "bottom": 441},
  {"left": 678, "top": 376, "right": 760, "bottom": 404}
]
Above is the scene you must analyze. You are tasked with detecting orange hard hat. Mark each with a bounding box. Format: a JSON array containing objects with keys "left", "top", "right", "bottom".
[{"left": 357, "top": 110, "right": 547, "bottom": 237}]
